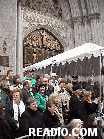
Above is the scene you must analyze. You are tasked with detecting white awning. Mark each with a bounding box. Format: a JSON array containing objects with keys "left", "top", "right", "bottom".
[{"left": 23, "top": 42, "right": 103, "bottom": 71}]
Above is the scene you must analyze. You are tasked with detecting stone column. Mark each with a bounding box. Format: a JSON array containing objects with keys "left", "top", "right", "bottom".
[{"left": 16, "top": 1, "right": 23, "bottom": 78}]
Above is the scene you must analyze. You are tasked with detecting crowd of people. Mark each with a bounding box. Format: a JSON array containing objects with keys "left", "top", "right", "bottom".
[{"left": 0, "top": 69, "right": 103, "bottom": 139}]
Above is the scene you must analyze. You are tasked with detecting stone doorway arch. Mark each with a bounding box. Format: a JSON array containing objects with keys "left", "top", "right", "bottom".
[{"left": 23, "top": 27, "right": 64, "bottom": 68}]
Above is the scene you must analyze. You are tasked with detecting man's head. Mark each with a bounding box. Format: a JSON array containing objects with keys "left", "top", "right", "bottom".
[
  {"left": 75, "top": 89, "right": 82, "bottom": 96},
  {"left": 44, "top": 74, "right": 50, "bottom": 80},
  {"left": 3, "top": 80, "right": 10, "bottom": 90},
  {"left": 51, "top": 73, "right": 57, "bottom": 80},
  {"left": 7, "top": 70, "right": 14, "bottom": 79},
  {"left": 35, "top": 75, "right": 41, "bottom": 83},
  {"left": 23, "top": 80, "right": 31, "bottom": 90},
  {"left": 13, "top": 75, "right": 21, "bottom": 84},
  {"left": 72, "top": 76, "right": 78, "bottom": 83},
  {"left": 27, "top": 69, "right": 33, "bottom": 78},
  {"left": 42, "top": 78, "right": 49, "bottom": 86}
]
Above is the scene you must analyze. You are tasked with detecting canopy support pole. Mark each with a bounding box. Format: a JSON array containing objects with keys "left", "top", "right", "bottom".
[{"left": 98, "top": 49, "right": 102, "bottom": 113}]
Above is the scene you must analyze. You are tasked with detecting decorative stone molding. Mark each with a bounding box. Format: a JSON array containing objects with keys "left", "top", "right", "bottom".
[
  {"left": 22, "top": 7, "right": 68, "bottom": 49},
  {"left": 21, "top": 0, "right": 62, "bottom": 20}
]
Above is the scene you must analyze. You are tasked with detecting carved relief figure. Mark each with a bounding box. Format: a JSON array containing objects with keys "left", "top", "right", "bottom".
[
  {"left": 23, "top": 29, "right": 62, "bottom": 67},
  {"left": 41, "top": 30, "right": 50, "bottom": 47}
]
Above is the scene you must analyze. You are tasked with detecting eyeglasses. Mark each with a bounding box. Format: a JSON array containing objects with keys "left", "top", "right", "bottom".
[
  {"left": 43, "top": 81, "right": 48, "bottom": 82},
  {"left": 13, "top": 94, "right": 20, "bottom": 97}
]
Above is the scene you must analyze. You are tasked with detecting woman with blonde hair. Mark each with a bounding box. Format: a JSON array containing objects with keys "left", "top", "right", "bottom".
[
  {"left": 49, "top": 93, "right": 64, "bottom": 125},
  {"left": 83, "top": 91, "right": 98, "bottom": 115}
]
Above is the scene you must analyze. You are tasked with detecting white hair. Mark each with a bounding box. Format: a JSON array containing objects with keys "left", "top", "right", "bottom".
[{"left": 66, "top": 119, "right": 83, "bottom": 134}]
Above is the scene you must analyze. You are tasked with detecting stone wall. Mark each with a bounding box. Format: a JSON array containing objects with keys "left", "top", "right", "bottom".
[{"left": 0, "top": 0, "right": 17, "bottom": 74}]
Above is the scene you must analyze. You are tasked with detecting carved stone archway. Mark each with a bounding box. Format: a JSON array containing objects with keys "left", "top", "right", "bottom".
[
  {"left": 23, "top": 24, "right": 66, "bottom": 48},
  {"left": 23, "top": 27, "right": 64, "bottom": 68}
]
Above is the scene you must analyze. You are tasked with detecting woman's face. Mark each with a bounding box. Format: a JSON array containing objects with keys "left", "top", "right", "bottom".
[
  {"left": 28, "top": 101, "right": 38, "bottom": 111},
  {"left": 54, "top": 97, "right": 59, "bottom": 105},
  {"left": 92, "top": 118, "right": 97, "bottom": 126},
  {"left": 13, "top": 92, "right": 20, "bottom": 103},
  {"left": 88, "top": 92, "right": 92, "bottom": 99},
  {"left": 74, "top": 123, "right": 82, "bottom": 134},
  {"left": 48, "top": 104, "right": 56, "bottom": 114},
  {"left": 39, "top": 86, "right": 45, "bottom": 94}
]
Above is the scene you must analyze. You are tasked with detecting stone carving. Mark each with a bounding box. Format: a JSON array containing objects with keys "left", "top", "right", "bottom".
[
  {"left": 22, "top": 7, "right": 68, "bottom": 48},
  {"left": 21, "top": 0, "right": 62, "bottom": 19},
  {"left": 24, "top": 29, "right": 61, "bottom": 50},
  {"left": 22, "top": 7, "right": 67, "bottom": 31},
  {"left": 23, "top": 29, "right": 63, "bottom": 67}
]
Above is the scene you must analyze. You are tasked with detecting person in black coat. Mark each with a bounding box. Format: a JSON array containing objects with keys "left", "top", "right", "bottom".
[
  {"left": 69, "top": 88, "right": 87, "bottom": 121},
  {"left": 42, "top": 100, "right": 61, "bottom": 128},
  {"left": 83, "top": 91, "right": 98, "bottom": 115},
  {"left": 19, "top": 97, "right": 44, "bottom": 139},
  {"left": 21, "top": 81, "right": 32, "bottom": 104},
  {"left": 42, "top": 78, "right": 54, "bottom": 96},
  {"left": 84, "top": 113, "right": 103, "bottom": 139},
  {"left": 72, "top": 76, "right": 81, "bottom": 92},
  {"left": 5, "top": 89, "right": 25, "bottom": 138},
  {"left": 0, "top": 106, "right": 11, "bottom": 139},
  {"left": 32, "top": 75, "right": 42, "bottom": 95}
]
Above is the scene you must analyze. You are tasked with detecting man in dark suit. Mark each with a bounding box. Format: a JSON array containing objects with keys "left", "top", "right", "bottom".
[
  {"left": 21, "top": 81, "right": 32, "bottom": 104},
  {"left": 72, "top": 76, "right": 81, "bottom": 90},
  {"left": 69, "top": 87, "right": 87, "bottom": 121},
  {"left": 42, "top": 78, "right": 54, "bottom": 96}
]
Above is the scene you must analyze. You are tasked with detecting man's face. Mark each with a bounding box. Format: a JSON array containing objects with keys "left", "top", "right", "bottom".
[
  {"left": 43, "top": 78, "right": 48, "bottom": 86},
  {"left": 4, "top": 82, "right": 10, "bottom": 90},
  {"left": 52, "top": 76, "right": 57, "bottom": 80},
  {"left": 73, "top": 78, "right": 78, "bottom": 82},
  {"left": 16, "top": 77, "right": 21, "bottom": 83},
  {"left": 77, "top": 89, "right": 82, "bottom": 96},
  {"left": 8, "top": 71, "right": 14, "bottom": 79},
  {"left": 27, "top": 81, "right": 32, "bottom": 90},
  {"left": 28, "top": 71, "right": 33, "bottom": 77}
]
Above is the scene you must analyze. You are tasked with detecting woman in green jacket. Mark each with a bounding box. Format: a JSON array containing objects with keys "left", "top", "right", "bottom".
[{"left": 34, "top": 83, "right": 48, "bottom": 115}]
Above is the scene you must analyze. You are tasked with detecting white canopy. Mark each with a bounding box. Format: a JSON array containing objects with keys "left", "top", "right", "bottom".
[{"left": 23, "top": 42, "right": 103, "bottom": 71}]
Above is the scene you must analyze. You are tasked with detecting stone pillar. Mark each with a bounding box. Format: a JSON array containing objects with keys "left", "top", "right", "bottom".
[{"left": 16, "top": 1, "right": 23, "bottom": 78}]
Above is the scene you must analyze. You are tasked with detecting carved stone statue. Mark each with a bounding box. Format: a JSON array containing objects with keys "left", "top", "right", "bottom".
[
  {"left": 32, "top": 36, "right": 37, "bottom": 47},
  {"left": 55, "top": 40, "right": 60, "bottom": 50},
  {"left": 33, "top": 53, "right": 36, "bottom": 63},
  {"left": 41, "top": 30, "right": 49, "bottom": 47}
]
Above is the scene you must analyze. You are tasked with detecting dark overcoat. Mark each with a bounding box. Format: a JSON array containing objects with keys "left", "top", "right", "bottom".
[
  {"left": 42, "top": 110, "right": 61, "bottom": 128},
  {"left": 19, "top": 107, "right": 44, "bottom": 138},
  {"left": 84, "top": 100, "right": 98, "bottom": 115},
  {"left": 69, "top": 93, "right": 87, "bottom": 121}
]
